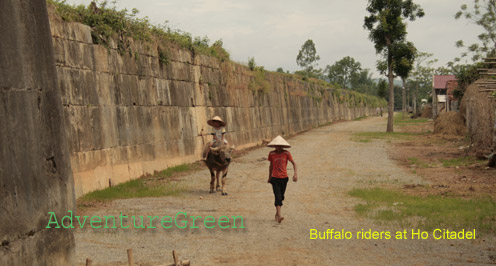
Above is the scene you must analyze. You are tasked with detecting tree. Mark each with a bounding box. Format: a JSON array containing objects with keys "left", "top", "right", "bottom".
[
  {"left": 455, "top": 0, "right": 496, "bottom": 62},
  {"left": 391, "top": 41, "right": 416, "bottom": 116},
  {"left": 296, "top": 39, "right": 320, "bottom": 78},
  {"left": 409, "top": 52, "right": 437, "bottom": 114},
  {"left": 351, "top": 69, "right": 377, "bottom": 94},
  {"left": 325, "top": 56, "right": 362, "bottom": 88},
  {"left": 276, "top": 67, "right": 284, "bottom": 73},
  {"left": 248, "top": 57, "right": 256, "bottom": 71},
  {"left": 364, "top": 0, "right": 424, "bottom": 132},
  {"left": 377, "top": 79, "right": 388, "bottom": 99}
]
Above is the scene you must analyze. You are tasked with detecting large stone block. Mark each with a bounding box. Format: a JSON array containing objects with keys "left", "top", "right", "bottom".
[
  {"left": 99, "top": 106, "right": 119, "bottom": 148},
  {"left": 92, "top": 45, "right": 109, "bottom": 73},
  {"left": 195, "top": 54, "right": 220, "bottom": 69},
  {"left": 64, "top": 40, "right": 94, "bottom": 70},
  {"left": 168, "top": 80, "right": 195, "bottom": 107},
  {"left": 50, "top": 20, "right": 92, "bottom": 44},
  {"left": 138, "top": 77, "right": 157, "bottom": 106},
  {"left": 200, "top": 66, "right": 222, "bottom": 85},
  {"left": 95, "top": 72, "right": 115, "bottom": 105},
  {"left": 168, "top": 47, "right": 193, "bottom": 63},
  {"left": 166, "top": 61, "right": 193, "bottom": 81},
  {"left": 114, "top": 73, "right": 139, "bottom": 105},
  {"left": 0, "top": 0, "right": 75, "bottom": 264}
]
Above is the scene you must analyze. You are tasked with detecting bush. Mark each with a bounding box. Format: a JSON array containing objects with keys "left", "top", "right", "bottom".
[
  {"left": 248, "top": 57, "right": 256, "bottom": 71},
  {"left": 48, "top": 0, "right": 230, "bottom": 60}
]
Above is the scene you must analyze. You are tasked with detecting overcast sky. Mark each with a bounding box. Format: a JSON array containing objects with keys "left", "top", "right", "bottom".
[{"left": 64, "top": 0, "right": 482, "bottom": 78}]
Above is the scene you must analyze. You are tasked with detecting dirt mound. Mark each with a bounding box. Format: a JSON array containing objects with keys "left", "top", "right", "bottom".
[
  {"left": 421, "top": 106, "right": 432, "bottom": 118},
  {"left": 434, "top": 111, "right": 467, "bottom": 136}
]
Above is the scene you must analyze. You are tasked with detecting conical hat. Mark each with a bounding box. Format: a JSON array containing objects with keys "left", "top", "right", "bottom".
[
  {"left": 207, "top": 116, "right": 226, "bottom": 127},
  {"left": 267, "top": 135, "right": 291, "bottom": 148}
]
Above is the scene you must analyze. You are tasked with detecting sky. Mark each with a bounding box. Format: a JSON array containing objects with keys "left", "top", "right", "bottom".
[{"left": 63, "top": 0, "right": 482, "bottom": 79}]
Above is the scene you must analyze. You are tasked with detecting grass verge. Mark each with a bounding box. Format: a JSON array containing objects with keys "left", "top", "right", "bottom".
[
  {"left": 349, "top": 187, "right": 496, "bottom": 235},
  {"left": 394, "top": 116, "right": 430, "bottom": 125},
  {"left": 354, "top": 116, "right": 367, "bottom": 121},
  {"left": 440, "top": 157, "right": 482, "bottom": 167},
  {"left": 79, "top": 164, "right": 198, "bottom": 203},
  {"left": 352, "top": 132, "right": 422, "bottom": 142},
  {"left": 407, "top": 157, "right": 430, "bottom": 168}
]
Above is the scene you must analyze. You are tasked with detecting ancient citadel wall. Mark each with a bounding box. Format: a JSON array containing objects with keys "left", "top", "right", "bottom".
[
  {"left": 48, "top": 15, "right": 378, "bottom": 198},
  {"left": 0, "top": 0, "right": 75, "bottom": 265}
]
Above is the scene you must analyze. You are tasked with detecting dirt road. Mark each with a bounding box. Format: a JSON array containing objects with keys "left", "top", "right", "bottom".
[{"left": 75, "top": 116, "right": 495, "bottom": 265}]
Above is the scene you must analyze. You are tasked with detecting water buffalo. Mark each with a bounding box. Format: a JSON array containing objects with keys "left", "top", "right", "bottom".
[{"left": 203, "top": 144, "right": 234, "bottom": 195}]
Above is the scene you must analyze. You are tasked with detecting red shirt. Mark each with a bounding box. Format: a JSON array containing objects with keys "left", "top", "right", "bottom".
[{"left": 268, "top": 150, "right": 293, "bottom": 178}]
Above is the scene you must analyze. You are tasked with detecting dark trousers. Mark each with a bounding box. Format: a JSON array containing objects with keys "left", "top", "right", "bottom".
[{"left": 270, "top": 177, "right": 289, "bottom": 206}]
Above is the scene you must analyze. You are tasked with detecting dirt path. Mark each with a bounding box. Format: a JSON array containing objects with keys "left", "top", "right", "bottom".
[{"left": 75, "top": 116, "right": 495, "bottom": 265}]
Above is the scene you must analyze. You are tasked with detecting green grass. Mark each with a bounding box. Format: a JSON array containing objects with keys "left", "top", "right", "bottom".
[
  {"left": 79, "top": 164, "right": 194, "bottom": 202},
  {"left": 349, "top": 188, "right": 496, "bottom": 234},
  {"left": 155, "top": 164, "right": 192, "bottom": 178},
  {"left": 408, "top": 157, "right": 430, "bottom": 168},
  {"left": 394, "top": 113, "right": 430, "bottom": 125},
  {"left": 354, "top": 116, "right": 367, "bottom": 121},
  {"left": 353, "top": 131, "right": 422, "bottom": 142},
  {"left": 440, "top": 157, "right": 481, "bottom": 167}
]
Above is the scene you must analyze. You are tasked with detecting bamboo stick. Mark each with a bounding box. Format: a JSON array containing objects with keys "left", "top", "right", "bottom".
[
  {"left": 172, "top": 250, "right": 179, "bottom": 266},
  {"left": 127, "top": 248, "right": 134, "bottom": 266}
]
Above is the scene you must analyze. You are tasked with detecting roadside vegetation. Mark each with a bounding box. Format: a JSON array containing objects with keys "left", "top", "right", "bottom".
[
  {"left": 350, "top": 111, "right": 495, "bottom": 236},
  {"left": 47, "top": 0, "right": 230, "bottom": 61},
  {"left": 353, "top": 131, "right": 423, "bottom": 143},
  {"left": 349, "top": 187, "right": 496, "bottom": 235},
  {"left": 78, "top": 163, "right": 201, "bottom": 203}
]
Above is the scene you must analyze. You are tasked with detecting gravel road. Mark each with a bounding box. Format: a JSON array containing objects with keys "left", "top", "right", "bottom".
[{"left": 75, "top": 116, "right": 495, "bottom": 265}]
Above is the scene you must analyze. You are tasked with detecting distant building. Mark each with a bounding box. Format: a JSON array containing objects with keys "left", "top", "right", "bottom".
[{"left": 432, "top": 75, "right": 457, "bottom": 117}]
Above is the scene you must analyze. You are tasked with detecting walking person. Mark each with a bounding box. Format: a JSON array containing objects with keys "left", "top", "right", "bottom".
[{"left": 267, "top": 135, "right": 297, "bottom": 223}]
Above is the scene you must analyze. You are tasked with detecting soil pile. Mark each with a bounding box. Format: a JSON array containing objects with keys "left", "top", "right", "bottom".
[
  {"left": 434, "top": 111, "right": 467, "bottom": 136},
  {"left": 421, "top": 106, "right": 432, "bottom": 118}
]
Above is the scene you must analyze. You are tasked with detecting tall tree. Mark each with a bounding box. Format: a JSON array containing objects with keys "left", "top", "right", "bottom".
[
  {"left": 350, "top": 68, "right": 377, "bottom": 94},
  {"left": 455, "top": 0, "right": 496, "bottom": 62},
  {"left": 325, "top": 56, "right": 362, "bottom": 88},
  {"left": 409, "top": 52, "right": 436, "bottom": 114},
  {"left": 377, "top": 79, "right": 388, "bottom": 99},
  {"left": 364, "top": 0, "right": 424, "bottom": 132},
  {"left": 296, "top": 39, "right": 320, "bottom": 78},
  {"left": 392, "top": 41, "right": 417, "bottom": 116}
]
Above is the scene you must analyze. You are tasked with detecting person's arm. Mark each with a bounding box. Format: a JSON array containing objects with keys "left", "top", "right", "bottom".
[
  {"left": 290, "top": 159, "right": 297, "bottom": 182},
  {"left": 268, "top": 161, "right": 273, "bottom": 183},
  {"left": 221, "top": 129, "right": 226, "bottom": 143}
]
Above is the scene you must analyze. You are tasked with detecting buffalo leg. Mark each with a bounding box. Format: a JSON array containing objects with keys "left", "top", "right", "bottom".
[
  {"left": 215, "top": 170, "right": 221, "bottom": 191},
  {"left": 221, "top": 168, "right": 228, "bottom": 196},
  {"left": 209, "top": 169, "right": 215, "bottom": 193}
]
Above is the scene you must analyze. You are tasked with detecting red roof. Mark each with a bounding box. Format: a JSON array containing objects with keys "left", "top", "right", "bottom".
[{"left": 433, "top": 75, "right": 456, "bottom": 89}]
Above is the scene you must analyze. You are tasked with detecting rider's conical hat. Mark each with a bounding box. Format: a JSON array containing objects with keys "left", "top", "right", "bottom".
[
  {"left": 207, "top": 116, "right": 226, "bottom": 127},
  {"left": 267, "top": 135, "right": 291, "bottom": 148}
]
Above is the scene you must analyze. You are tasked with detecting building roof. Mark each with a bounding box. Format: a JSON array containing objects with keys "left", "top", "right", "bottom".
[{"left": 433, "top": 75, "right": 456, "bottom": 89}]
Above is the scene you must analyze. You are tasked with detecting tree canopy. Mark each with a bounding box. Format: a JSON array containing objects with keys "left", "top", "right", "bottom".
[
  {"left": 325, "top": 56, "right": 361, "bottom": 88},
  {"left": 296, "top": 39, "right": 321, "bottom": 78},
  {"left": 364, "top": 0, "right": 424, "bottom": 132},
  {"left": 454, "top": 0, "right": 496, "bottom": 62}
]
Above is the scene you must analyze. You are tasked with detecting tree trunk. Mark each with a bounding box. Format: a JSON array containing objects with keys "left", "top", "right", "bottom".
[
  {"left": 414, "top": 81, "right": 418, "bottom": 114},
  {"left": 386, "top": 38, "right": 394, "bottom": 132},
  {"left": 402, "top": 78, "right": 406, "bottom": 119},
  {"left": 407, "top": 87, "right": 410, "bottom": 113}
]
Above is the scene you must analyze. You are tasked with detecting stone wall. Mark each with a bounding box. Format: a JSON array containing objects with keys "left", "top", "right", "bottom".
[
  {"left": 48, "top": 13, "right": 378, "bottom": 198},
  {"left": 0, "top": 0, "right": 75, "bottom": 265}
]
